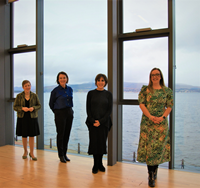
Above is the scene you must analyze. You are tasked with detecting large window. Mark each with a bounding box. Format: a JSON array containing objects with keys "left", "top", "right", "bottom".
[
  {"left": 12, "top": 0, "right": 36, "bottom": 146},
  {"left": 175, "top": 0, "right": 200, "bottom": 172},
  {"left": 9, "top": 0, "right": 200, "bottom": 173},
  {"left": 121, "top": 0, "right": 170, "bottom": 167},
  {"left": 44, "top": 0, "right": 107, "bottom": 154},
  {"left": 13, "top": 52, "right": 36, "bottom": 146},
  {"left": 13, "top": 0, "right": 36, "bottom": 94},
  {"left": 122, "top": 37, "right": 169, "bottom": 168},
  {"left": 121, "top": 0, "right": 200, "bottom": 173}
]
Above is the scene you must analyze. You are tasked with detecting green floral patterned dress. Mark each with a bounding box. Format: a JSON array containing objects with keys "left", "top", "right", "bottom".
[{"left": 137, "top": 85, "right": 173, "bottom": 166}]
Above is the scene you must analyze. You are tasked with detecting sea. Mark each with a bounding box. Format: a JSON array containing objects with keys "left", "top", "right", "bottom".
[{"left": 15, "top": 91, "right": 200, "bottom": 172}]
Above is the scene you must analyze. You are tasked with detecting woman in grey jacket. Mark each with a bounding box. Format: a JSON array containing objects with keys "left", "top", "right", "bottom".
[{"left": 13, "top": 80, "right": 41, "bottom": 161}]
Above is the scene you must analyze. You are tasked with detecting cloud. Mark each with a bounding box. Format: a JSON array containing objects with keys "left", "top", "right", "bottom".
[{"left": 13, "top": 0, "right": 200, "bottom": 87}]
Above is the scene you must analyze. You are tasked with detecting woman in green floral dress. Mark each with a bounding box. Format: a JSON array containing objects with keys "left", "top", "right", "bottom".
[{"left": 137, "top": 68, "right": 173, "bottom": 187}]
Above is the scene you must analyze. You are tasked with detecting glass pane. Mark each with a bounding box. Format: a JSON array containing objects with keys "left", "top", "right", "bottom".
[
  {"left": 123, "top": 0, "right": 168, "bottom": 33},
  {"left": 44, "top": 0, "right": 107, "bottom": 154},
  {"left": 13, "top": 52, "right": 36, "bottom": 96},
  {"left": 14, "top": 52, "right": 36, "bottom": 146},
  {"left": 13, "top": 0, "right": 36, "bottom": 47},
  {"left": 123, "top": 105, "right": 141, "bottom": 162},
  {"left": 123, "top": 37, "right": 168, "bottom": 99},
  {"left": 175, "top": 0, "right": 200, "bottom": 173}
]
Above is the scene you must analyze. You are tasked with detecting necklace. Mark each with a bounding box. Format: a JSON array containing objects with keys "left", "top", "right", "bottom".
[{"left": 25, "top": 93, "right": 30, "bottom": 100}]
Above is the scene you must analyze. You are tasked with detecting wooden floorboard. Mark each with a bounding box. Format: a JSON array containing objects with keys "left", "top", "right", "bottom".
[{"left": 0, "top": 145, "right": 199, "bottom": 188}]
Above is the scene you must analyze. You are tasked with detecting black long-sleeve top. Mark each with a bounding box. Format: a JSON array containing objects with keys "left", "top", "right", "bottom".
[{"left": 86, "top": 89, "right": 113, "bottom": 129}]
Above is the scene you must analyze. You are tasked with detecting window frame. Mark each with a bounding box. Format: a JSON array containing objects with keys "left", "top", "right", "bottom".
[
  {"left": 107, "top": 0, "right": 175, "bottom": 169},
  {"left": 8, "top": 0, "right": 44, "bottom": 149}
]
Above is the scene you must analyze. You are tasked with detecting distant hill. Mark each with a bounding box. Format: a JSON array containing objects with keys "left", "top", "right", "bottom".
[
  {"left": 124, "top": 82, "right": 144, "bottom": 92},
  {"left": 14, "top": 82, "right": 200, "bottom": 93},
  {"left": 44, "top": 83, "right": 96, "bottom": 92},
  {"left": 123, "top": 83, "right": 200, "bottom": 92},
  {"left": 174, "top": 84, "right": 200, "bottom": 92},
  {"left": 14, "top": 86, "right": 36, "bottom": 92},
  {"left": 14, "top": 83, "right": 97, "bottom": 93}
]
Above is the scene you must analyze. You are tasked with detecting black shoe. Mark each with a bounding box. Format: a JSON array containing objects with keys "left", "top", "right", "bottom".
[
  {"left": 59, "top": 156, "right": 66, "bottom": 163},
  {"left": 98, "top": 154, "right": 105, "bottom": 172},
  {"left": 148, "top": 171, "right": 155, "bottom": 187},
  {"left": 64, "top": 155, "right": 70, "bottom": 161},
  {"left": 92, "top": 165, "right": 98, "bottom": 174},
  {"left": 98, "top": 164, "right": 105, "bottom": 172}
]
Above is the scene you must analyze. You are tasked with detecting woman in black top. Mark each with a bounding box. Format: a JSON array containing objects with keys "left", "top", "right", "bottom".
[
  {"left": 86, "top": 74, "right": 113, "bottom": 174},
  {"left": 49, "top": 71, "right": 74, "bottom": 163},
  {"left": 13, "top": 80, "right": 41, "bottom": 161}
]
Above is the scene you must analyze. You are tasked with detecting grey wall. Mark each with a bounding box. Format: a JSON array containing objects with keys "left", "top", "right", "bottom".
[{"left": 0, "top": 1, "right": 14, "bottom": 146}]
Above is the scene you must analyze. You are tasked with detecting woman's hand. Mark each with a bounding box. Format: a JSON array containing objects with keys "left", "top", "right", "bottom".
[
  {"left": 93, "top": 120, "right": 100, "bottom": 127},
  {"left": 22, "top": 107, "right": 29, "bottom": 112},
  {"left": 29, "top": 107, "right": 34, "bottom": 112},
  {"left": 151, "top": 116, "right": 164, "bottom": 124},
  {"left": 156, "top": 116, "right": 165, "bottom": 123}
]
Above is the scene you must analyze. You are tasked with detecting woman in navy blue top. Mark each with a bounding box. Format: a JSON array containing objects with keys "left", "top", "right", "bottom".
[{"left": 49, "top": 71, "right": 74, "bottom": 163}]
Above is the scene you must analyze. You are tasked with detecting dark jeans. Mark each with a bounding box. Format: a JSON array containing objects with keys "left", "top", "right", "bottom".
[{"left": 54, "top": 108, "right": 73, "bottom": 157}]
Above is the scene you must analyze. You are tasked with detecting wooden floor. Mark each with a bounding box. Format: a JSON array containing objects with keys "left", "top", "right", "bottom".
[{"left": 0, "top": 145, "right": 199, "bottom": 188}]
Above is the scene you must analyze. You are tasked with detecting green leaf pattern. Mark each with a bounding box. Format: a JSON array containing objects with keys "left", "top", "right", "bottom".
[{"left": 137, "top": 85, "right": 173, "bottom": 166}]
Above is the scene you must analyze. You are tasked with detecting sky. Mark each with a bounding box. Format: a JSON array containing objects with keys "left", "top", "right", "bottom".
[{"left": 13, "top": 0, "right": 200, "bottom": 87}]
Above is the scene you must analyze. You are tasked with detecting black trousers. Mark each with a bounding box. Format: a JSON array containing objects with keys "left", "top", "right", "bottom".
[{"left": 54, "top": 108, "right": 73, "bottom": 157}]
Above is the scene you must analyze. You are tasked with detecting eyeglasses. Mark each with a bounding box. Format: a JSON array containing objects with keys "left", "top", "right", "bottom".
[{"left": 151, "top": 73, "right": 160, "bottom": 77}]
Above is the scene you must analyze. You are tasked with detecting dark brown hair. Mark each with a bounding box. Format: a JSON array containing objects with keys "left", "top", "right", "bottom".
[
  {"left": 22, "top": 80, "right": 31, "bottom": 87},
  {"left": 148, "top": 67, "right": 166, "bottom": 93},
  {"left": 95, "top": 73, "right": 108, "bottom": 87},
  {"left": 56, "top": 71, "right": 69, "bottom": 84}
]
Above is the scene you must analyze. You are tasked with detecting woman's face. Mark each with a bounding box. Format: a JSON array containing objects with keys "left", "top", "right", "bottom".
[
  {"left": 58, "top": 74, "right": 67, "bottom": 86},
  {"left": 96, "top": 77, "right": 105, "bottom": 90},
  {"left": 23, "top": 82, "right": 31, "bottom": 93},
  {"left": 151, "top": 69, "right": 161, "bottom": 85}
]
